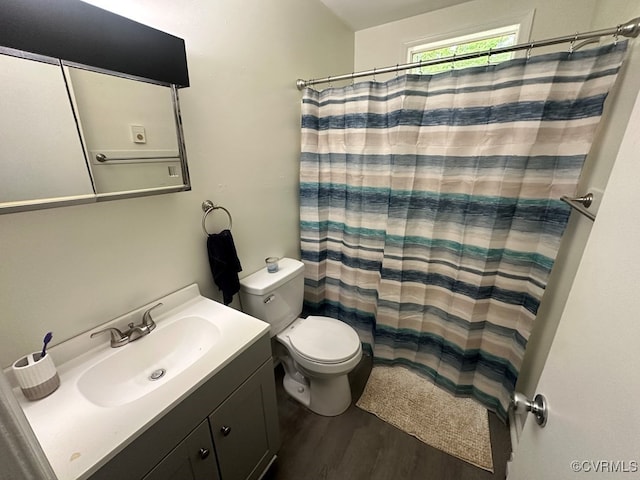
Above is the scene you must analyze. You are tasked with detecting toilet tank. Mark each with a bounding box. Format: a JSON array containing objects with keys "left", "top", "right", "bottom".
[{"left": 239, "top": 258, "right": 305, "bottom": 337}]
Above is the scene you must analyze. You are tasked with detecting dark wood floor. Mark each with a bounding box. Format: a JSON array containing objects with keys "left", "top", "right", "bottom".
[{"left": 264, "top": 353, "right": 511, "bottom": 480}]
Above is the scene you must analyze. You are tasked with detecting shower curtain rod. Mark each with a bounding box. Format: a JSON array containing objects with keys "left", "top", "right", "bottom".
[{"left": 296, "top": 17, "right": 640, "bottom": 90}]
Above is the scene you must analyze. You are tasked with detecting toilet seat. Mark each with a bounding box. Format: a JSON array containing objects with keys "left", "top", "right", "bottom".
[{"left": 278, "top": 316, "right": 361, "bottom": 365}]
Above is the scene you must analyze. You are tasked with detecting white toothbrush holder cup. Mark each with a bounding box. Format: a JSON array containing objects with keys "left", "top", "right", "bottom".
[{"left": 12, "top": 352, "right": 60, "bottom": 401}]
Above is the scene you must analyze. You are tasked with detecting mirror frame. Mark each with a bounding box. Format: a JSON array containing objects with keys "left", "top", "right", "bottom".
[{"left": 0, "top": 47, "right": 191, "bottom": 215}]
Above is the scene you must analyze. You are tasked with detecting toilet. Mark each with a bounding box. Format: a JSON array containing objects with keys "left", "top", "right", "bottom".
[{"left": 239, "top": 258, "right": 362, "bottom": 416}]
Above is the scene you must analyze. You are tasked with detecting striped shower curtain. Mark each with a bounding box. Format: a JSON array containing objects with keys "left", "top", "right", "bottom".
[{"left": 300, "top": 42, "right": 626, "bottom": 420}]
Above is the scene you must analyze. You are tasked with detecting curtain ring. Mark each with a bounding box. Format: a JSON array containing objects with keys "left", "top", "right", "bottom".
[
  {"left": 396, "top": 64, "right": 399, "bottom": 77},
  {"left": 373, "top": 67, "right": 376, "bottom": 82},
  {"left": 328, "top": 75, "right": 332, "bottom": 88},
  {"left": 614, "top": 25, "right": 621, "bottom": 45},
  {"left": 451, "top": 53, "right": 456, "bottom": 70},
  {"left": 351, "top": 71, "right": 355, "bottom": 86},
  {"left": 527, "top": 42, "right": 534, "bottom": 60},
  {"left": 569, "top": 32, "right": 578, "bottom": 54},
  {"left": 487, "top": 48, "right": 492, "bottom": 65}
]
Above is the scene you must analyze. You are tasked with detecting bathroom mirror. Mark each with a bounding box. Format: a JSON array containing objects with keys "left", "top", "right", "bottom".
[
  {"left": 0, "top": 52, "right": 95, "bottom": 206},
  {"left": 66, "top": 65, "right": 188, "bottom": 195},
  {"left": 0, "top": 49, "right": 190, "bottom": 214}
]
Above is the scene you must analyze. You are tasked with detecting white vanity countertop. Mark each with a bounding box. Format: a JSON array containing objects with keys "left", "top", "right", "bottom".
[{"left": 12, "top": 284, "right": 270, "bottom": 480}]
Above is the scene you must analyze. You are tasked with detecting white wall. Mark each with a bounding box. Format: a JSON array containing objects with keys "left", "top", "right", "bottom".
[
  {"left": 0, "top": 0, "right": 353, "bottom": 368},
  {"left": 355, "top": 0, "right": 598, "bottom": 76},
  {"left": 354, "top": 0, "right": 640, "bottom": 396}
]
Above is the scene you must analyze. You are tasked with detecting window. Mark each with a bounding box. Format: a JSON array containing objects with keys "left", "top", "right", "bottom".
[{"left": 407, "top": 25, "right": 520, "bottom": 75}]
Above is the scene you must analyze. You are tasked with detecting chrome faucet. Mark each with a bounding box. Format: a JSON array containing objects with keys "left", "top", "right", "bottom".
[
  {"left": 127, "top": 302, "right": 161, "bottom": 341},
  {"left": 90, "top": 302, "right": 163, "bottom": 347}
]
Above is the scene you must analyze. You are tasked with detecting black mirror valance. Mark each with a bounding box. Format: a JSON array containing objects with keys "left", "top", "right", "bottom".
[{"left": 0, "top": 0, "right": 189, "bottom": 87}]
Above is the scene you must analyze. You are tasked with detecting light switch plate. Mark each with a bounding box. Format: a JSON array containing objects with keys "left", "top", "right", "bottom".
[{"left": 131, "top": 125, "right": 146, "bottom": 144}]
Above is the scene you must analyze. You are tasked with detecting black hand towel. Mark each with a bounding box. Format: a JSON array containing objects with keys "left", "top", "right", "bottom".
[{"left": 207, "top": 229, "right": 242, "bottom": 305}]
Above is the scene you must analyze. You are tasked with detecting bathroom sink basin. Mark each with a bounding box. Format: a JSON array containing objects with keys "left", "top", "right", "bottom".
[{"left": 77, "top": 315, "right": 221, "bottom": 407}]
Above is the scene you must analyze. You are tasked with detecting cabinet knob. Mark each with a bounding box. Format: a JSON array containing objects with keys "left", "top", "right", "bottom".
[
  {"left": 199, "top": 448, "right": 210, "bottom": 459},
  {"left": 220, "top": 425, "right": 231, "bottom": 436}
]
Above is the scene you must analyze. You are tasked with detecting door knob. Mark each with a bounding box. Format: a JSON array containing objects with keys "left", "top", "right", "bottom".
[
  {"left": 221, "top": 425, "right": 231, "bottom": 436},
  {"left": 512, "top": 392, "right": 548, "bottom": 427},
  {"left": 199, "top": 448, "right": 210, "bottom": 459}
]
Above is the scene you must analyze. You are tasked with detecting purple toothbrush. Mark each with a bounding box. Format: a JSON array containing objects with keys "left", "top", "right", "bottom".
[{"left": 40, "top": 332, "right": 53, "bottom": 358}]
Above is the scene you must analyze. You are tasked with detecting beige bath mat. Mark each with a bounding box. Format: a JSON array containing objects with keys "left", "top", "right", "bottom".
[{"left": 356, "top": 365, "right": 493, "bottom": 472}]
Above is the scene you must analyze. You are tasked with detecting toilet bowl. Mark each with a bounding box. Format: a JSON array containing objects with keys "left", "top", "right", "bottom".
[
  {"left": 239, "top": 258, "right": 362, "bottom": 416},
  {"left": 276, "top": 315, "right": 362, "bottom": 415}
]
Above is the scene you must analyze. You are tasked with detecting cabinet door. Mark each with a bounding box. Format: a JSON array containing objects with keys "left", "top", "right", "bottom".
[
  {"left": 143, "top": 420, "right": 220, "bottom": 480},
  {"left": 209, "top": 362, "right": 278, "bottom": 480}
]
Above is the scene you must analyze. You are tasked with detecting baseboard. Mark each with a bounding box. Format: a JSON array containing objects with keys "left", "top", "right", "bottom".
[{"left": 258, "top": 454, "right": 277, "bottom": 479}]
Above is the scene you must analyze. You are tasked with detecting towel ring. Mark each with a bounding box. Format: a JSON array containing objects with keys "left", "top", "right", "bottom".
[{"left": 201, "top": 200, "right": 233, "bottom": 236}]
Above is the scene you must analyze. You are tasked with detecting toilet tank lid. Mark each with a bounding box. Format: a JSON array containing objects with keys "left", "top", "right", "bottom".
[{"left": 239, "top": 258, "right": 305, "bottom": 295}]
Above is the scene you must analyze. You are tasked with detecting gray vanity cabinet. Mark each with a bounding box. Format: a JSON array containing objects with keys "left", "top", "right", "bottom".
[
  {"left": 89, "top": 332, "right": 280, "bottom": 480},
  {"left": 209, "top": 361, "right": 275, "bottom": 480},
  {"left": 143, "top": 420, "right": 219, "bottom": 480}
]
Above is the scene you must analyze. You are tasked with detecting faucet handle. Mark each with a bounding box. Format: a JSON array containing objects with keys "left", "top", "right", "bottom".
[
  {"left": 142, "top": 302, "right": 163, "bottom": 330},
  {"left": 90, "top": 327, "right": 128, "bottom": 347}
]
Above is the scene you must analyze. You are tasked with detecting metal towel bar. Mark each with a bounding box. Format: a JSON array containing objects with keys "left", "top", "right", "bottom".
[{"left": 95, "top": 153, "right": 179, "bottom": 162}]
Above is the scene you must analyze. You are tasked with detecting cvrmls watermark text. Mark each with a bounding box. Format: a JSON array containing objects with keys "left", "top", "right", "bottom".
[{"left": 571, "top": 460, "right": 639, "bottom": 473}]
